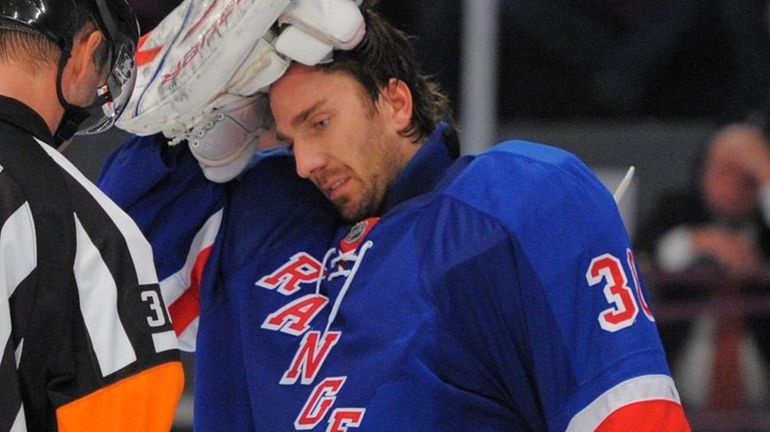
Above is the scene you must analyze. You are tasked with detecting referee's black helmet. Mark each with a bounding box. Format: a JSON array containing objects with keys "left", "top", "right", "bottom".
[{"left": 0, "top": 0, "right": 140, "bottom": 136}]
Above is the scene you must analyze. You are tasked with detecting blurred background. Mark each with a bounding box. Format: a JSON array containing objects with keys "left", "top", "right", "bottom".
[{"left": 65, "top": 0, "right": 770, "bottom": 430}]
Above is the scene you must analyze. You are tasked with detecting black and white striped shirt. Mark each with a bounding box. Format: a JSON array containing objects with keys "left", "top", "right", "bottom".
[{"left": 0, "top": 96, "right": 183, "bottom": 431}]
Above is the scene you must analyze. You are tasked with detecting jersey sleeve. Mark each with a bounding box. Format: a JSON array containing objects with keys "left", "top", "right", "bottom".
[
  {"left": 420, "top": 141, "right": 689, "bottom": 431},
  {"left": 99, "top": 134, "right": 227, "bottom": 351}
]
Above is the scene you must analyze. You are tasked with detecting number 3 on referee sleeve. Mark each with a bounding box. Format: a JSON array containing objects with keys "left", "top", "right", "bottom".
[
  {"left": 141, "top": 289, "right": 168, "bottom": 328},
  {"left": 586, "top": 250, "right": 652, "bottom": 332}
]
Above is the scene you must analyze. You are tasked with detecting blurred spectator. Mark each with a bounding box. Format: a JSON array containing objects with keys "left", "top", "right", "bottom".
[
  {"left": 635, "top": 121, "right": 770, "bottom": 409},
  {"left": 639, "top": 124, "right": 770, "bottom": 275}
]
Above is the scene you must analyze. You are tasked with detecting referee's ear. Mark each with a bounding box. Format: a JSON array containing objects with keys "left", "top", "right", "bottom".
[
  {"left": 65, "top": 28, "right": 108, "bottom": 105},
  {"left": 79, "top": 29, "right": 108, "bottom": 76}
]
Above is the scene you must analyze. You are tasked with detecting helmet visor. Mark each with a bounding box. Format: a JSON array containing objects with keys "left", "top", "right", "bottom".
[{"left": 76, "top": 39, "right": 137, "bottom": 135}]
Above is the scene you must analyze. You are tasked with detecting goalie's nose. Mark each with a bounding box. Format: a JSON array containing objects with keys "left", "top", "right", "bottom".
[{"left": 293, "top": 138, "right": 328, "bottom": 180}]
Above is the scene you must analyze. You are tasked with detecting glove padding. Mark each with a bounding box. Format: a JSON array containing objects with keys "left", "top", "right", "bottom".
[
  {"left": 117, "top": 0, "right": 290, "bottom": 136},
  {"left": 186, "top": 94, "right": 273, "bottom": 183},
  {"left": 116, "top": 0, "right": 365, "bottom": 182},
  {"left": 275, "top": 0, "right": 365, "bottom": 65}
]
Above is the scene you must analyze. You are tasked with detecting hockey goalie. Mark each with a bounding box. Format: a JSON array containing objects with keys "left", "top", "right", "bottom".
[{"left": 103, "top": 0, "right": 365, "bottom": 351}]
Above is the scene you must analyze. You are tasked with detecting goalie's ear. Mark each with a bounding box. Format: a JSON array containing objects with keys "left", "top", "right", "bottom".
[{"left": 274, "top": 0, "right": 365, "bottom": 66}]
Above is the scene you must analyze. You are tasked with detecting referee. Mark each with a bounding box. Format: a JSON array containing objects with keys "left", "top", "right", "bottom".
[{"left": 0, "top": 1, "right": 183, "bottom": 430}]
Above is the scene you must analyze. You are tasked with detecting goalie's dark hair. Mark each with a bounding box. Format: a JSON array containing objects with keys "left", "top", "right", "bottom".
[{"left": 318, "top": 0, "right": 454, "bottom": 143}]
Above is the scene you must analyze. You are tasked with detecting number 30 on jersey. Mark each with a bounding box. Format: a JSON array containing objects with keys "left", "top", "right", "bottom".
[{"left": 586, "top": 249, "right": 655, "bottom": 332}]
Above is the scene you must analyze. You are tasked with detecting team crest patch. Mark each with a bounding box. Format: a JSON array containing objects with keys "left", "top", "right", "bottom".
[
  {"left": 345, "top": 221, "right": 367, "bottom": 244},
  {"left": 340, "top": 217, "right": 380, "bottom": 253}
]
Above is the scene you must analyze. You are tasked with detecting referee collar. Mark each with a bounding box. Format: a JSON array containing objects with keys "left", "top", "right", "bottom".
[{"left": 0, "top": 95, "right": 55, "bottom": 146}]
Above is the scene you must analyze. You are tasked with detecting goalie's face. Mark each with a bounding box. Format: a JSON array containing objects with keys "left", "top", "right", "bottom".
[{"left": 271, "top": 64, "right": 418, "bottom": 222}]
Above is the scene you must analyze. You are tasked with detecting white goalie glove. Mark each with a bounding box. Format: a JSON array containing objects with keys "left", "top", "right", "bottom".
[
  {"left": 116, "top": 0, "right": 365, "bottom": 182},
  {"left": 275, "top": 0, "right": 366, "bottom": 65}
]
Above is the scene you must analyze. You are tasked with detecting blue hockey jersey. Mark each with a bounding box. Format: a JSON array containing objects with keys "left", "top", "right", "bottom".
[{"left": 99, "top": 125, "right": 687, "bottom": 431}]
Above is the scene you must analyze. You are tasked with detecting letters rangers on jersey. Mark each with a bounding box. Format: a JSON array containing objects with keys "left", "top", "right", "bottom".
[{"left": 257, "top": 233, "right": 375, "bottom": 430}]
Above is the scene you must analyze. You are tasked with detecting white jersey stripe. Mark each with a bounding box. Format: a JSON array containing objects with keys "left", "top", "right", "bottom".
[
  {"left": 177, "top": 317, "right": 199, "bottom": 352},
  {"left": 0, "top": 304, "right": 11, "bottom": 383},
  {"left": 0, "top": 203, "right": 36, "bottom": 372},
  {"left": 152, "top": 330, "right": 179, "bottom": 354},
  {"left": 37, "top": 140, "right": 159, "bottom": 285},
  {"left": 566, "top": 374, "right": 681, "bottom": 432},
  {"left": 14, "top": 339, "right": 23, "bottom": 367},
  {"left": 1, "top": 285, "right": 12, "bottom": 379},
  {"left": 160, "top": 209, "right": 223, "bottom": 306},
  {"left": 159, "top": 210, "right": 221, "bottom": 353},
  {"left": 9, "top": 406, "right": 26, "bottom": 432},
  {"left": 0, "top": 202, "right": 36, "bottom": 298},
  {"left": 73, "top": 215, "right": 137, "bottom": 377}
]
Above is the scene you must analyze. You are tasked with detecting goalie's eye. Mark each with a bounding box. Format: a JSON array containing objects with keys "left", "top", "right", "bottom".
[{"left": 313, "top": 118, "right": 330, "bottom": 130}]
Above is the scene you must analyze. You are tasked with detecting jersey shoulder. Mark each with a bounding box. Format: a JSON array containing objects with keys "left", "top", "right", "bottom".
[{"left": 444, "top": 140, "right": 616, "bottom": 229}]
